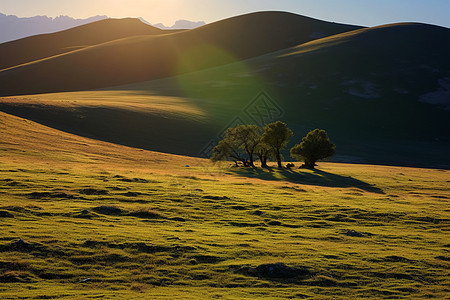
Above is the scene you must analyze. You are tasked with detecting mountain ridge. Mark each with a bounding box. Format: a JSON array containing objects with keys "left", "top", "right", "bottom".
[
  {"left": 0, "top": 18, "right": 169, "bottom": 71},
  {"left": 0, "top": 11, "right": 362, "bottom": 96}
]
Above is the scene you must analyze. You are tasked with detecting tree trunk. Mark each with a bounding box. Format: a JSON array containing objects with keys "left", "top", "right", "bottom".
[
  {"left": 305, "top": 160, "right": 315, "bottom": 169},
  {"left": 257, "top": 153, "right": 267, "bottom": 168},
  {"left": 275, "top": 151, "right": 282, "bottom": 168},
  {"left": 249, "top": 152, "right": 254, "bottom": 167},
  {"left": 244, "top": 159, "right": 252, "bottom": 167},
  {"left": 261, "top": 156, "right": 268, "bottom": 168}
]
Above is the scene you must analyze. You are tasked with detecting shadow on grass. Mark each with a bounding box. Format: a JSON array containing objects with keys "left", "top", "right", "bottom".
[{"left": 229, "top": 167, "right": 384, "bottom": 194}]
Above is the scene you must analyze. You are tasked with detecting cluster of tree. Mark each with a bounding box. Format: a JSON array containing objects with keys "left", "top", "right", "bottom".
[{"left": 211, "top": 121, "right": 335, "bottom": 169}]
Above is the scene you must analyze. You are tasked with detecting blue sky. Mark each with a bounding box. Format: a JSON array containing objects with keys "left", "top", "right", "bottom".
[{"left": 1, "top": 0, "right": 449, "bottom": 28}]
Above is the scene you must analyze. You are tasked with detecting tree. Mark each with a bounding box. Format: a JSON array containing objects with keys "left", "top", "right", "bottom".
[
  {"left": 290, "top": 129, "right": 335, "bottom": 169},
  {"left": 211, "top": 125, "right": 262, "bottom": 167},
  {"left": 261, "top": 121, "right": 293, "bottom": 168},
  {"left": 211, "top": 133, "right": 247, "bottom": 166},
  {"left": 230, "top": 125, "right": 261, "bottom": 167},
  {"left": 255, "top": 142, "right": 272, "bottom": 168}
]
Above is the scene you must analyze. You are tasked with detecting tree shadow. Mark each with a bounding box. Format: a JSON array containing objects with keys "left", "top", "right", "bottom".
[{"left": 229, "top": 167, "right": 384, "bottom": 194}]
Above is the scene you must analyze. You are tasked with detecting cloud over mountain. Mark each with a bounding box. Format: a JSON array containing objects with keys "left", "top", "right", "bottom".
[{"left": 151, "top": 19, "right": 206, "bottom": 30}]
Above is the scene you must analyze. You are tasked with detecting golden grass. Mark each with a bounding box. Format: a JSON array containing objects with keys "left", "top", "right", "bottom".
[
  {"left": 0, "top": 112, "right": 449, "bottom": 299},
  {"left": 0, "top": 111, "right": 204, "bottom": 172},
  {"left": 0, "top": 91, "right": 206, "bottom": 119}
]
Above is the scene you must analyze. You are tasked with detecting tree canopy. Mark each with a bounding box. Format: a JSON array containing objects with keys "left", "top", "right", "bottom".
[
  {"left": 261, "top": 121, "right": 293, "bottom": 168},
  {"left": 211, "top": 125, "right": 262, "bottom": 167},
  {"left": 290, "top": 129, "right": 335, "bottom": 169},
  {"left": 231, "top": 124, "right": 261, "bottom": 167}
]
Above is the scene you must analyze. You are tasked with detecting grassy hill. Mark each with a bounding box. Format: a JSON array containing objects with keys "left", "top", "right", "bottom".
[
  {"left": 1, "top": 22, "right": 449, "bottom": 167},
  {"left": 0, "top": 18, "right": 169, "bottom": 71},
  {"left": 0, "top": 111, "right": 449, "bottom": 299},
  {"left": 1, "top": 11, "right": 448, "bottom": 299},
  {"left": 0, "top": 12, "right": 361, "bottom": 96}
]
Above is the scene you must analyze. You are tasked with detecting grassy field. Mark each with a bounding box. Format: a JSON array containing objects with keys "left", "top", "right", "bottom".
[{"left": 1, "top": 112, "right": 449, "bottom": 299}]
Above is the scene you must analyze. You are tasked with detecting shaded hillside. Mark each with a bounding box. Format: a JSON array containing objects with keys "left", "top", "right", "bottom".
[
  {"left": 0, "top": 92, "right": 211, "bottom": 157},
  {"left": 0, "top": 18, "right": 167, "bottom": 70},
  {"left": 0, "top": 11, "right": 361, "bottom": 96},
  {"left": 2, "top": 22, "right": 449, "bottom": 167},
  {"left": 164, "top": 22, "right": 449, "bottom": 167},
  {"left": 0, "top": 111, "right": 203, "bottom": 171}
]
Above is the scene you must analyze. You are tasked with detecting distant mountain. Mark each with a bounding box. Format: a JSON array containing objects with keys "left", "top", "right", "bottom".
[
  {"left": 0, "top": 13, "right": 204, "bottom": 44},
  {"left": 0, "top": 11, "right": 362, "bottom": 95},
  {"left": 0, "top": 13, "right": 108, "bottom": 43},
  {"left": 151, "top": 19, "right": 206, "bottom": 30}
]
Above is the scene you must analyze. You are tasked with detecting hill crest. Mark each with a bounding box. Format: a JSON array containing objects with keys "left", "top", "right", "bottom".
[
  {"left": 0, "top": 17, "right": 165, "bottom": 71},
  {"left": 0, "top": 11, "right": 362, "bottom": 96}
]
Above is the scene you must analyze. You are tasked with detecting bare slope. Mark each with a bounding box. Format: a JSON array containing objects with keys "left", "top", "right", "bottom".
[
  {"left": 0, "top": 18, "right": 167, "bottom": 71},
  {"left": 0, "top": 11, "right": 361, "bottom": 96}
]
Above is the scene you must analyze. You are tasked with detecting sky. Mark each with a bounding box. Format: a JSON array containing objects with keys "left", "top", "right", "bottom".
[{"left": 1, "top": 0, "right": 449, "bottom": 28}]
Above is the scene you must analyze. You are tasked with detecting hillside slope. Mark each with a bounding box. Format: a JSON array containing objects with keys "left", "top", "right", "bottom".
[
  {"left": 0, "top": 112, "right": 449, "bottom": 299},
  {"left": 0, "top": 111, "right": 204, "bottom": 173},
  {"left": 1, "top": 22, "right": 448, "bottom": 167},
  {"left": 0, "top": 18, "right": 167, "bottom": 71},
  {"left": 0, "top": 11, "right": 361, "bottom": 96}
]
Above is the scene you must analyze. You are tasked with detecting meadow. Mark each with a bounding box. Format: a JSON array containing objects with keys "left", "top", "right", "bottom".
[{"left": 0, "top": 112, "right": 449, "bottom": 299}]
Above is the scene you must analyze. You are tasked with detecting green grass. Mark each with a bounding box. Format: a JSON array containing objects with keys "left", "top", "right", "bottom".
[
  {"left": 0, "top": 160, "right": 448, "bottom": 299},
  {"left": 0, "top": 108, "right": 448, "bottom": 299}
]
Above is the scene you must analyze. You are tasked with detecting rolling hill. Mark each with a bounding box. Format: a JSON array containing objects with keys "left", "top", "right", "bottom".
[
  {"left": 1, "top": 13, "right": 449, "bottom": 297},
  {"left": 0, "top": 107, "right": 449, "bottom": 299},
  {"left": 0, "top": 13, "right": 449, "bottom": 168},
  {"left": 0, "top": 18, "right": 170, "bottom": 71},
  {"left": 0, "top": 11, "right": 361, "bottom": 96},
  {"left": 0, "top": 111, "right": 202, "bottom": 172}
]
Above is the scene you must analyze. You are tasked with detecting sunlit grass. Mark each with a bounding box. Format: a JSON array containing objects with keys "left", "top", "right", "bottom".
[
  {"left": 0, "top": 112, "right": 449, "bottom": 299},
  {"left": 0, "top": 91, "right": 207, "bottom": 119},
  {"left": 0, "top": 160, "right": 448, "bottom": 299}
]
